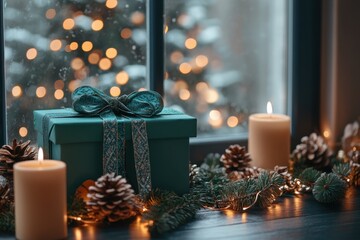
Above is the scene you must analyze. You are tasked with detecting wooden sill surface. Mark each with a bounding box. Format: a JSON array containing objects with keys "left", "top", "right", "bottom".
[{"left": 3, "top": 188, "right": 360, "bottom": 239}]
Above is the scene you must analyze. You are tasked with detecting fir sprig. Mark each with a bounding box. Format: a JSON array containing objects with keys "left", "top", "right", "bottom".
[
  {"left": 191, "top": 153, "right": 229, "bottom": 207},
  {"left": 0, "top": 202, "right": 15, "bottom": 233},
  {"left": 219, "top": 179, "right": 258, "bottom": 211},
  {"left": 255, "top": 171, "right": 284, "bottom": 208},
  {"left": 298, "top": 167, "right": 321, "bottom": 186},
  {"left": 332, "top": 162, "right": 351, "bottom": 181},
  {"left": 143, "top": 190, "right": 201, "bottom": 234}
]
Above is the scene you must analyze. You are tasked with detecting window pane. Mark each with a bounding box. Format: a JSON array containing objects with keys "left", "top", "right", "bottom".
[
  {"left": 164, "top": 0, "right": 288, "bottom": 138},
  {"left": 4, "top": 0, "right": 146, "bottom": 142}
]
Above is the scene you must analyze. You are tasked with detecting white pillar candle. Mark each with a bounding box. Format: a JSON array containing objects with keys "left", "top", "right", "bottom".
[
  {"left": 248, "top": 102, "right": 291, "bottom": 169},
  {"left": 14, "top": 148, "right": 67, "bottom": 240}
]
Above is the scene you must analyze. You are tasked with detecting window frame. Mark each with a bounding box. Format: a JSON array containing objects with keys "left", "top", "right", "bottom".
[
  {"left": 1, "top": 0, "right": 5, "bottom": 147},
  {"left": 0, "top": 0, "right": 322, "bottom": 162}
]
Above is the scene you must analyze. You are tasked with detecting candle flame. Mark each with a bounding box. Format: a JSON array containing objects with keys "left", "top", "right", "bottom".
[
  {"left": 38, "top": 147, "right": 44, "bottom": 163},
  {"left": 267, "top": 101, "right": 273, "bottom": 114}
]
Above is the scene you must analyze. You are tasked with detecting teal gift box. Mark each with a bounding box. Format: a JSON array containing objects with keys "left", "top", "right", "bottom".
[{"left": 34, "top": 108, "right": 196, "bottom": 197}]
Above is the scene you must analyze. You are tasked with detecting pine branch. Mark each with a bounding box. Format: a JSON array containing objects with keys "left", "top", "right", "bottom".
[
  {"left": 255, "top": 171, "right": 284, "bottom": 208},
  {"left": 219, "top": 179, "right": 258, "bottom": 211},
  {"left": 143, "top": 190, "right": 201, "bottom": 234},
  {"left": 298, "top": 167, "right": 321, "bottom": 186},
  {"left": 190, "top": 153, "right": 229, "bottom": 207},
  {"left": 216, "top": 171, "right": 284, "bottom": 211},
  {"left": 0, "top": 201, "right": 15, "bottom": 233},
  {"left": 67, "top": 196, "right": 89, "bottom": 225},
  {"left": 332, "top": 162, "right": 351, "bottom": 181}
]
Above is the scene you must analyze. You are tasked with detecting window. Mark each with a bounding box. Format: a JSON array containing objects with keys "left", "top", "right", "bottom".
[
  {"left": 3, "top": 0, "right": 147, "bottom": 143},
  {"left": 164, "top": 0, "right": 288, "bottom": 138},
  {"left": 1, "top": 0, "right": 321, "bottom": 154}
]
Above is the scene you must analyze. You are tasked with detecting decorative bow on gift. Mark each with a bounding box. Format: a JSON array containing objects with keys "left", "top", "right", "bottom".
[{"left": 72, "top": 86, "right": 164, "bottom": 117}]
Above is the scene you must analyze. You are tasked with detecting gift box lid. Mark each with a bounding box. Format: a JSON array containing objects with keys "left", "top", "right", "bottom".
[{"left": 34, "top": 108, "right": 197, "bottom": 144}]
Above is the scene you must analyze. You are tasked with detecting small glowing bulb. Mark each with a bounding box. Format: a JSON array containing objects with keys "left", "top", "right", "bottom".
[
  {"left": 323, "top": 130, "right": 330, "bottom": 138},
  {"left": 267, "top": 101, "right": 273, "bottom": 114}
]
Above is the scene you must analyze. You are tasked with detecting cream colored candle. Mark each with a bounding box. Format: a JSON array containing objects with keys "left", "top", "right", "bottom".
[
  {"left": 248, "top": 102, "right": 291, "bottom": 169},
  {"left": 14, "top": 148, "right": 67, "bottom": 240}
]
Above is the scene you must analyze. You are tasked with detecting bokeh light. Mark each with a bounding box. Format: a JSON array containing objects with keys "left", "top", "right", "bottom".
[
  {"left": 195, "top": 55, "right": 209, "bottom": 68},
  {"left": 45, "top": 9, "right": 56, "bottom": 19},
  {"left": 120, "top": 28, "right": 132, "bottom": 39},
  {"left": 92, "top": 20, "right": 104, "bottom": 31},
  {"left": 68, "top": 80, "right": 82, "bottom": 92},
  {"left": 116, "top": 71, "right": 129, "bottom": 85},
  {"left": 63, "top": 18, "right": 75, "bottom": 30},
  {"left": 71, "top": 58, "right": 85, "bottom": 70},
  {"left": 88, "top": 52, "right": 101, "bottom": 64},
  {"left": 185, "top": 38, "right": 197, "bottom": 49},
  {"left": 179, "top": 89, "right": 191, "bottom": 100},
  {"left": 205, "top": 88, "right": 219, "bottom": 103},
  {"left": 131, "top": 11, "right": 145, "bottom": 25},
  {"left": 12, "top": 85, "right": 22, "bottom": 97},
  {"left": 54, "top": 89, "right": 64, "bottom": 100},
  {"left": 323, "top": 130, "right": 330, "bottom": 138},
  {"left": 170, "top": 51, "right": 184, "bottom": 64},
  {"left": 110, "top": 86, "right": 121, "bottom": 97},
  {"left": 36, "top": 86, "right": 47, "bottom": 98},
  {"left": 99, "top": 58, "right": 112, "bottom": 70},
  {"left": 50, "top": 39, "right": 62, "bottom": 51},
  {"left": 69, "top": 42, "right": 78, "bottom": 51},
  {"left": 54, "top": 80, "right": 65, "bottom": 89},
  {"left": 106, "top": 0, "right": 118, "bottom": 9},
  {"left": 106, "top": 48, "right": 117, "bottom": 59},
  {"left": 196, "top": 82, "right": 209, "bottom": 92},
  {"left": 82, "top": 41, "right": 93, "bottom": 52},
  {"left": 179, "top": 62, "right": 192, "bottom": 74},
  {"left": 19, "top": 127, "right": 28, "bottom": 137},
  {"left": 227, "top": 116, "right": 239, "bottom": 128},
  {"left": 208, "top": 110, "right": 223, "bottom": 128},
  {"left": 26, "top": 48, "right": 37, "bottom": 60}
]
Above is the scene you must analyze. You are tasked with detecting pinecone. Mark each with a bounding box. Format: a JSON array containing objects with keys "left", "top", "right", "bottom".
[
  {"left": 189, "top": 163, "right": 200, "bottom": 186},
  {"left": 0, "top": 139, "right": 37, "bottom": 173},
  {"left": 350, "top": 162, "right": 360, "bottom": 187},
  {"left": 0, "top": 175, "right": 10, "bottom": 203},
  {"left": 228, "top": 166, "right": 262, "bottom": 181},
  {"left": 292, "top": 133, "right": 330, "bottom": 171},
  {"left": 347, "top": 143, "right": 360, "bottom": 163},
  {"left": 220, "top": 144, "right": 251, "bottom": 173},
  {"left": 86, "top": 173, "right": 138, "bottom": 222}
]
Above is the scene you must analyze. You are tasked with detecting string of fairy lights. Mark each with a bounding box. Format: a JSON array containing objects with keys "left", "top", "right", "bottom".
[{"left": 7, "top": 0, "right": 245, "bottom": 140}]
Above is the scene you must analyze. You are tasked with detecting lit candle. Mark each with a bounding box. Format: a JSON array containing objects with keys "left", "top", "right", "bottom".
[
  {"left": 14, "top": 148, "right": 67, "bottom": 240},
  {"left": 248, "top": 102, "right": 291, "bottom": 169}
]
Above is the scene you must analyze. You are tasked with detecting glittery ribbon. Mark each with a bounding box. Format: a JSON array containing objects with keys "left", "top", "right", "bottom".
[
  {"left": 42, "top": 86, "right": 164, "bottom": 197},
  {"left": 131, "top": 119, "right": 152, "bottom": 198}
]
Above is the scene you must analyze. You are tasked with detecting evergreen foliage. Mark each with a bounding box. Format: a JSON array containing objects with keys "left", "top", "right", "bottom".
[
  {"left": 298, "top": 167, "right": 322, "bottom": 186},
  {"left": 143, "top": 190, "right": 201, "bottom": 234},
  {"left": 332, "top": 162, "right": 351, "bottom": 180},
  {"left": 0, "top": 202, "right": 15, "bottom": 232}
]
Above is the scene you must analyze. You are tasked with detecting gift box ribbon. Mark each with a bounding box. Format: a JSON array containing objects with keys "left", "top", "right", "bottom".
[{"left": 42, "top": 86, "right": 164, "bottom": 198}]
